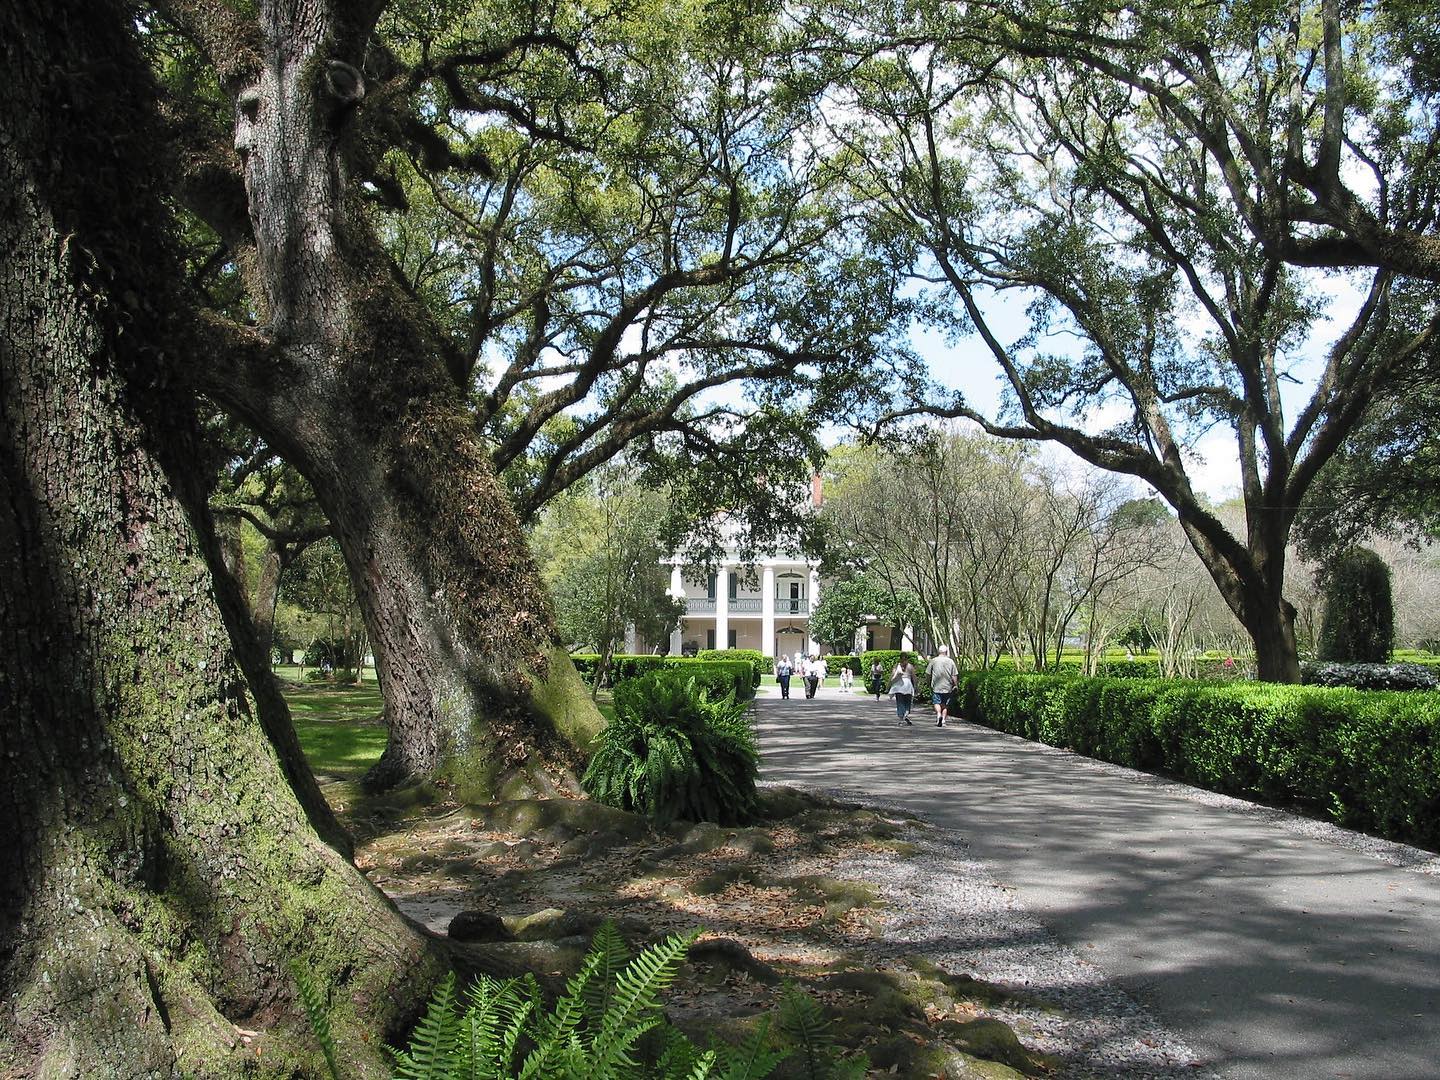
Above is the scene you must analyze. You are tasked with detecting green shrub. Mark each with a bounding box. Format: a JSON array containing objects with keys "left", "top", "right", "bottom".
[
  {"left": 824, "top": 654, "right": 861, "bottom": 676},
  {"left": 571, "top": 655, "right": 758, "bottom": 698},
  {"left": 659, "top": 660, "right": 756, "bottom": 702},
  {"left": 698, "top": 648, "right": 770, "bottom": 679},
  {"left": 957, "top": 669, "right": 1440, "bottom": 849},
  {"left": 1094, "top": 658, "right": 1161, "bottom": 679},
  {"left": 572, "top": 654, "right": 670, "bottom": 688},
  {"left": 383, "top": 922, "right": 788, "bottom": 1079},
  {"left": 1319, "top": 546, "right": 1395, "bottom": 662},
  {"left": 583, "top": 672, "right": 760, "bottom": 825}
]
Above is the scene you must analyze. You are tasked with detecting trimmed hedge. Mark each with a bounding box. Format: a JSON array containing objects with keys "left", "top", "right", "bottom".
[
  {"left": 983, "top": 655, "right": 1251, "bottom": 681},
  {"left": 956, "top": 670, "right": 1440, "bottom": 850},
  {"left": 697, "top": 648, "right": 770, "bottom": 677},
  {"left": 570, "top": 654, "right": 757, "bottom": 697}
]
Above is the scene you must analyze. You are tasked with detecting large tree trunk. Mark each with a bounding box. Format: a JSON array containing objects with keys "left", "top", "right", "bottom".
[
  {"left": 194, "top": 0, "right": 601, "bottom": 799},
  {"left": 188, "top": 480, "right": 357, "bottom": 858},
  {"left": 281, "top": 392, "right": 600, "bottom": 799},
  {"left": 0, "top": 5, "right": 441, "bottom": 1072},
  {"left": 251, "top": 544, "right": 285, "bottom": 657},
  {"left": 1179, "top": 512, "right": 1302, "bottom": 683}
]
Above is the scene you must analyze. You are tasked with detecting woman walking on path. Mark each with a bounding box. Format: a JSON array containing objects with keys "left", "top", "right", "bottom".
[{"left": 889, "top": 653, "right": 917, "bottom": 724}]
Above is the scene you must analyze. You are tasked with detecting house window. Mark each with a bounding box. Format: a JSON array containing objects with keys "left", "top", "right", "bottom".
[
  {"left": 776, "top": 574, "right": 805, "bottom": 614},
  {"left": 728, "top": 629, "right": 737, "bottom": 648},
  {"left": 706, "top": 628, "right": 716, "bottom": 650},
  {"left": 706, "top": 573, "right": 717, "bottom": 600}
]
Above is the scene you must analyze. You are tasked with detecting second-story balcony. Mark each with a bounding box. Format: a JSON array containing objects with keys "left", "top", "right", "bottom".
[{"left": 684, "top": 596, "right": 808, "bottom": 616}]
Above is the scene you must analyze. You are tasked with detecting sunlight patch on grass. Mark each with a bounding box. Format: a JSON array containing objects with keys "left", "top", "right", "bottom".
[{"left": 283, "top": 681, "right": 386, "bottom": 778}]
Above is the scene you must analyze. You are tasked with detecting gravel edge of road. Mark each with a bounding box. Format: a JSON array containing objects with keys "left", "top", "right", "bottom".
[{"left": 772, "top": 781, "right": 1217, "bottom": 1079}]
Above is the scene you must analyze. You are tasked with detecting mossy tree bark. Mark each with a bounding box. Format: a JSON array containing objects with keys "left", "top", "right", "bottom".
[
  {"left": 0, "top": 3, "right": 442, "bottom": 1073},
  {"left": 167, "top": 0, "right": 603, "bottom": 798}
]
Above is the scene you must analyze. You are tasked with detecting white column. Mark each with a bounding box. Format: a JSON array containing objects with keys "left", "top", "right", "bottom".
[
  {"left": 669, "top": 563, "right": 685, "bottom": 654},
  {"left": 805, "top": 566, "right": 821, "bottom": 654},
  {"left": 715, "top": 563, "right": 731, "bottom": 651},
  {"left": 901, "top": 623, "right": 915, "bottom": 650},
  {"left": 624, "top": 625, "right": 637, "bottom": 653},
  {"left": 761, "top": 564, "right": 775, "bottom": 657}
]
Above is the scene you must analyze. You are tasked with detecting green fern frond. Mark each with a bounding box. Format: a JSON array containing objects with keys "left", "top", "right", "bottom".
[
  {"left": 776, "top": 984, "right": 835, "bottom": 1080},
  {"left": 458, "top": 973, "right": 538, "bottom": 1077},
  {"left": 714, "top": 1016, "right": 788, "bottom": 1080},
  {"left": 291, "top": 962, "right": 342, "bottom": 1080},
  {"left": 389, "top": 971, "right": 466, "bottom": 1080},
  {"left": 588, "top": 930, "right": 699, "bottom": 1072},
  {"left": 654, "top": 1025, "right": 708, "bottom": 1077},
  {"left": 681, "top": 1049, "right": 719, "bottom": 1079},
  {"left": 579, "top": 921, "right": 633, "bottom": 1024}
]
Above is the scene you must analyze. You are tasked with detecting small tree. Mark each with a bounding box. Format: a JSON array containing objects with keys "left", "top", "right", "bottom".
[
  {"left": 282, "top": 537, "right": 369, "bottom": 679},
  {"left": 533, "top": 467, "right": 686, "bottom": 695},
  {"left": 809, "top": 574, "right": 917, "bottom": 654},
  {"left": 1318, "top": 548, "right": 1395, "bottom": 663}
]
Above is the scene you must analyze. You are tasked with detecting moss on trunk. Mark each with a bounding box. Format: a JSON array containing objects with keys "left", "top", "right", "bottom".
[{"left": 0, "top": 5, "right": 443, "bottom": 1073}]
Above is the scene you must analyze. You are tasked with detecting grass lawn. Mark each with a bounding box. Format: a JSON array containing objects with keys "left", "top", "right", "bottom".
[
  {"left": 286, "top": 681, "right": 620, "bottom": 778},
  {"left": 282, "top": 679, "right": 386, "bottom": 778}
]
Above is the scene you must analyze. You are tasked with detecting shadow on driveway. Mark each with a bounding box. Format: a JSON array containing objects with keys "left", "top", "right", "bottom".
[{"left": 755, "top": 688, "right": 1440, "bottom": 1080}]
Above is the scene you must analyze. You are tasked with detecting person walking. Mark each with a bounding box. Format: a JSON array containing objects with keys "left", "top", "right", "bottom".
[
  {"left": 812, "top": 654, "right": 828, "bottom": 697},
  {"left": 889, "top": 652, "right": 917, "bottom": 725},
  {"left": 869, "top": 658, "right": 885, "bottom": 700},
  {"left": 775, "top": 655, "right": 793, "bottom": 699},
  {"left": 802, "top": 654, "right": 819, "bottom": 699},
  {"left": 928, "top": 644, "right": 959, "bottom": 726}
]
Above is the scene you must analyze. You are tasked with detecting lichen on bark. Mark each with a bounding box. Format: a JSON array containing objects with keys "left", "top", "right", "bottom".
[{"left": 0, "top": 3, "right": 442, "bottom": 1073}]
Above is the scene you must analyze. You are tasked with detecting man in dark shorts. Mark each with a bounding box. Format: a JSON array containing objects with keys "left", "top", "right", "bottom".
[{"left": 928, "top": 644, "right": 959, "bottom": 727}]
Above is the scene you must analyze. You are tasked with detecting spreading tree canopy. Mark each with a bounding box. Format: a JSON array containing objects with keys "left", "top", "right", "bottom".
[
  {"left": 142, "top": 0, "right": 905, "bottom": 791},
  {"left": 818, "top": 0, "right": 1440, "bottom": 681}
]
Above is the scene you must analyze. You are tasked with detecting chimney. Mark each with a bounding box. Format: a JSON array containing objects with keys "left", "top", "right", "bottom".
[{"left": 810, "top": 473, "right": 823, "bottom": 508}]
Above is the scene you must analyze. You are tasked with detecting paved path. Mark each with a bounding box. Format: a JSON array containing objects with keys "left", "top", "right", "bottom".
[{"left": 754, "top": 686, "right": 1440, "bottom": 1079}]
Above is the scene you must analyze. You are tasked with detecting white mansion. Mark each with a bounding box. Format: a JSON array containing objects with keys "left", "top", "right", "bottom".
[
  {"left": 626, "top": 478, "right": 910, "bottom": 659},
  {"left": 661, "top": 556, "right": 824, "bottom": 658}
]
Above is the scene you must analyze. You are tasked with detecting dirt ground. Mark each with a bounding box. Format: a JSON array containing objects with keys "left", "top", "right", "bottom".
[{"left": 322, "top": 779, "right": 1058, "bottom": 1079}]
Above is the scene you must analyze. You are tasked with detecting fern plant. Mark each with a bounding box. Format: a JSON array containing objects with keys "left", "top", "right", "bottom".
[
  {"left": 384, "top": 922, "right": 786, "bottom": 1080},
  {"left": 775, "top": 984, "right": 867, "bottom": 1080},
  {"left": 583, "top": 672, "right": 760, "bottom": 825},
  {"left": 292, "top": 961, "right": 343, "bottom": 1080}
]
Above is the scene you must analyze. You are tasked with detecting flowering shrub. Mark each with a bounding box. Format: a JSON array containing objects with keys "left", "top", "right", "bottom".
[{"left": 1300, "top": 661, "right": 1439, "bottom": 691}]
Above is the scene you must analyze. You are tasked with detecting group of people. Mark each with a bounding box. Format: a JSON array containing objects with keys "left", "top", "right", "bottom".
[
  {"left": 774, "top": 652, "right": 829, "bottom": 699},
  {"left": 872, "top": 646, "right": 958, "bottom": 726},
  {"left": 773, "top": 645, "right": 961, "bottom": 727}
]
